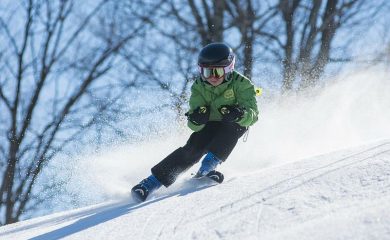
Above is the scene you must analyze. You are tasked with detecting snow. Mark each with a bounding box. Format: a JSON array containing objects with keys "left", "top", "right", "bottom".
[
  {"left": 1, "top": 140, "right": 390, "bottom": 240},
  {"left": 1, "top": 70, "right": 390, "bottom": 239}
]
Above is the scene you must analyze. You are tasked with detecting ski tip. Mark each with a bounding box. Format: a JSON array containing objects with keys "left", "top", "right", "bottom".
[
  {"left": 131, "top": 188, "right": 148, "bottom": 203},
  {"left": 192, "top": 170, "right": 224, "bottom": 183},
  {"left": 206, "top": 170, "right": 224, "bottom": 184}
]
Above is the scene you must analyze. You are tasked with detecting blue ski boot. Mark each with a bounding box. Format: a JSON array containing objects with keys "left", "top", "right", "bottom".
[
  {"left": 194, "top": 152, "right": 222, "bottom": 178},
  {"left": 131, "top": 174, "right": 162, "bottom": 202}
]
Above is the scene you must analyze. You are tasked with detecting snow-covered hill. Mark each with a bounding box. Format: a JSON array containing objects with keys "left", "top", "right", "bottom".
[
  {"left": 1, "top": 140, "right": 390, "bottom": 240},
  {"left": 1, "top": 70, "right": 390, "bottom": 239}
]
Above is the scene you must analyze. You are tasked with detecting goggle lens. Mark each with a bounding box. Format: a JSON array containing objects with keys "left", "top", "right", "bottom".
[{"left": 202, "top": 67, "right": 224, "bottom": 78}]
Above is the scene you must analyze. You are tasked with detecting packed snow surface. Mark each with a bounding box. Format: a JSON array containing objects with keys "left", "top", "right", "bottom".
[{"left": 1, "top": 140, "right": 390, "bottom": 240}]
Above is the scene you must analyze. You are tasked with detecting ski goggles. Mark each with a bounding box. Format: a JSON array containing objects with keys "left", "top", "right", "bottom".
[
  {"left": 200, "top": 67, "right": 225, "bottom": 78},
  {"left": 198, "top": 57, "right": 235, "bottom": 79}
]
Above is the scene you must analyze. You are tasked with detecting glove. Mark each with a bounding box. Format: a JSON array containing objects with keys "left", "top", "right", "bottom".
[
  {"left": 219, "top": 105, "right": 245, "bottom": 122},
  {"left": 185, "top": 106, "right": 210, "bottom": 125}
]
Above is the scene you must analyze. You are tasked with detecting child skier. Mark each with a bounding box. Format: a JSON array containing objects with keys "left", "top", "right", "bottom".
[{"left": 131, "top": 42, "right": 259, "bottom": 202}]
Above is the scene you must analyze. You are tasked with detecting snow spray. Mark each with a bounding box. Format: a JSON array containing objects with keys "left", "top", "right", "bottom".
[{"left": 59, "top": 69, "right": 390, "bottom": 206}]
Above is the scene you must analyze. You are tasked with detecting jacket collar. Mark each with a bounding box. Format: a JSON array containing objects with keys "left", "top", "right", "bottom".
[{"left": 201, "top": 76, "right": 233, "bottom": 94}]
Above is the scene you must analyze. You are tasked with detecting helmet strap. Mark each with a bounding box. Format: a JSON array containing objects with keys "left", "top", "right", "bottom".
[{"left": 224, "top": 72, "right": 233, "bottom": 81}]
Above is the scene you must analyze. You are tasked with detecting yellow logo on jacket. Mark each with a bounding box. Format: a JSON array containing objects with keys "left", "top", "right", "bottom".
[{"left": 224, "top": 89, "right": 234, "bottom": 99}]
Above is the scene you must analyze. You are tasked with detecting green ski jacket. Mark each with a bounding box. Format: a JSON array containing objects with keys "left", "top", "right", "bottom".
[{"left": 188, "top": 70, "right": 259, "bottom": 131}]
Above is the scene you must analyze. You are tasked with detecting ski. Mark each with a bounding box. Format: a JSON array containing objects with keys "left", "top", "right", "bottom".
[
  {"left": 193, "top": 170, "right": 224, "bottom": 184},
  {"left": 131, "top": 185, "right": 149, "bottom": 203}
]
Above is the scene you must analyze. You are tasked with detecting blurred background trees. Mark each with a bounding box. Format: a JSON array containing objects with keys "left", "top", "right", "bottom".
[
  {"left": 0, "top": 0, "right": 160, "bottom": 224},
  {"left": 0, "top": 0, "right": 389, "bottom": 224}
]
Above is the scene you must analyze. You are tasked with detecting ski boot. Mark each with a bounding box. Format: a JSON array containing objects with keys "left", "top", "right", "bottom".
[
  {"left": 194, "top": 152, "right": 223, "bottom": 183},
  {"left": 131, "top": 174, "right": 162, "bottom": 202}
]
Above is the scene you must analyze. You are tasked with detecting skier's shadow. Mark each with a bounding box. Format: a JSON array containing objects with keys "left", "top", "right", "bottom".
[{"left": 28, "top": 182, "right": 215, "bottom": 240}]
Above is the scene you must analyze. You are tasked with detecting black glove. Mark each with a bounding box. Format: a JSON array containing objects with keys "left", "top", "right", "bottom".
[
  {"left": 219, "top": 105, "right": 245, "bottom": 122},
  {"left": 185, "top": 106, "right": 210, "bottom": 125}
]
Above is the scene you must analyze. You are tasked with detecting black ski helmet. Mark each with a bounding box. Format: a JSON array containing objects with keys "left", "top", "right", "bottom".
[{"left": 198, "top": 42, "right": 235, "bottom": 67}]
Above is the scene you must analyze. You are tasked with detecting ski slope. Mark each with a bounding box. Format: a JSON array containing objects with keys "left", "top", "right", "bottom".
[
  {"left": 1, "top": 69, "right": 390, "bottom": 239},
  {"left": 1, "top": 140, "right": 390, "bottom": 240}
]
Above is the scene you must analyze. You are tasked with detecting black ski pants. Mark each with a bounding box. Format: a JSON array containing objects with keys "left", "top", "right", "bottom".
[{"left": 151, "top": 121, "right": 247, "bottom": 187}]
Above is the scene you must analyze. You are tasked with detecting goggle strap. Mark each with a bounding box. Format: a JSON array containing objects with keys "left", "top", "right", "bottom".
[{"left": 223, "top": 57, "right": 235, "bottom": 74}]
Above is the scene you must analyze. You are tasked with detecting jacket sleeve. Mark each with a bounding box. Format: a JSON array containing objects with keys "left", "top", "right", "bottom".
[
  {"left": 187, "top": 79, "right": 207, "bottom": 131},
  {"left": 235, "top": 78, "right": 259, "bottom": 127}
]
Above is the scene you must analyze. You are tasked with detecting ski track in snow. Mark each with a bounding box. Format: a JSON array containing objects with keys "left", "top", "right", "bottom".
[{"left": 0, "top": 140, "right": 390, "bottom": 239}]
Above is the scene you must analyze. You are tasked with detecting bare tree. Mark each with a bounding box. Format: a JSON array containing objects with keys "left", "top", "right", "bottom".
[
  {"left": 225, "top": 0, "right": 278, "bottom": 78},
  {"left": 154, "top": 0, "right": 276, "bottom": 81},
  {"left": 255, "top": 0, "right": 383, "bottom": 91},
  {"left": 118, "top": 0, "right": 227, "bottom": 119},
  {"left": 367, "top": 2, "right": 390, "bottom": 72},
  {"left": 134, "top": 0, "right": 386, "bottom": 103},
  {"left": 185, "top": 0, "right": 226, "bottom": 45},
  {"left": 0, "top": 0, "right": 154, "bottom": 224}
]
